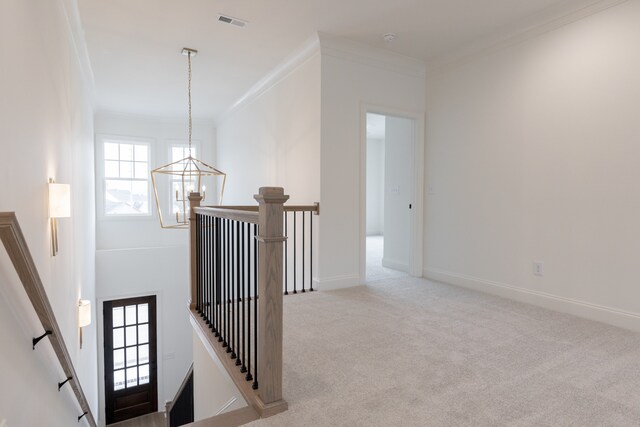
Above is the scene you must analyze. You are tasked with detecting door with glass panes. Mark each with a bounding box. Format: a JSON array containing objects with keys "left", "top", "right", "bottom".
[{"left": 104, "top": 296, "right": 157, "bottom": 424}]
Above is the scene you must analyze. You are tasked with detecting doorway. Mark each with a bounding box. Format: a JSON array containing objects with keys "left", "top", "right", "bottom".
[
  {"left": 364, "top": 111, "right": 421, "bottom": 282},
  {"left": 104, "top": 295, "right": 158, "bottom": 424}
]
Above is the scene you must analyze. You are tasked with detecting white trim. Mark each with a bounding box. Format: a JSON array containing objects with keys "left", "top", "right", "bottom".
[
  {"left": 360, "top": 105, "right": 425, "bottom": 282},
  {"left": 215, "top": 35, "right": 321, "bottom": 125},
  {"left": 427, "top": 0, "right": 631, "bottom": 74},
  {"left": 95, "top": 134, "right": 156, "bottom": 221},
  {"left": 318, "top": 32, "right": 427, "bottom": 79},
  {"left": 315, "top": 275, "right": 361, "bottom": 291},
  {"left": 215, "top": 397, "right": 239, "bottom": 416},
  {"left": 60, "top": 0, "right": 95, "bottom": 101},
  {"left": 381, "top": 258, "right": 408, "bottom": 273},
  {"left": 96, "top": 110, "right": 214, "bottom": 127},
  {"left": 190, "top": 317, "right": 248, "bottom": 406},
  {"left": 424, "top": 267, "right": 640, "bottom": 333}
]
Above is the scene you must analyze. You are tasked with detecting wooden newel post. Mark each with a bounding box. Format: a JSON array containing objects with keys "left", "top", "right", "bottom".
[
  {"left": 254, "top": 187, "right": 289, "bottom": 405},
  {"left": 188, "top": 192, "right": 203, "bottom": 310}
]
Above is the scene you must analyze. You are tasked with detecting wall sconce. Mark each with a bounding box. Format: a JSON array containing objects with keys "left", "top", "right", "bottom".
[
  {"left": 48, "top": 179, "right": 70, "bottom": 256},
  {"left": 78, "top": 299, "right": 91, "bottom": 349}
]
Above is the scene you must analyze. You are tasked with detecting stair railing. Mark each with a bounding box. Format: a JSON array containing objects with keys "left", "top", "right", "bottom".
[
  {"left": 0, "top": 212, "right": 97, "bottom": 426},
  {"left": 165, "top": 363, "right": 194, "bottom": 427},
  {"left": 188, "top": 187, "right": 290, "bottom": 418}
]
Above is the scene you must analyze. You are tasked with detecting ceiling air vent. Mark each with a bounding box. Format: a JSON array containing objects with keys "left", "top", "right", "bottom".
[{"left": 218, "top": 14, "right": 248, "bottom": 28}]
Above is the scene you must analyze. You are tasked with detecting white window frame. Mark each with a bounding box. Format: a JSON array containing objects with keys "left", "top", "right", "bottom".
[
  {"left": 96, "top": 134, "right": 155, "bottom": 221},
  {"left": 165, "top": 140, "right": 201, "bottom": 220}
]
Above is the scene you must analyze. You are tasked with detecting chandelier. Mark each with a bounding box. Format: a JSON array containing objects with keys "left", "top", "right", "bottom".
[{"left": 151, "top": 48, "right": 226, "bottom": 229}]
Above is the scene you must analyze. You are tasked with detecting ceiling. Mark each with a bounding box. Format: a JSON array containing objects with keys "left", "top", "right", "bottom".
[{"left": 78, "top": 0, "right": 592, "bottom": 122}]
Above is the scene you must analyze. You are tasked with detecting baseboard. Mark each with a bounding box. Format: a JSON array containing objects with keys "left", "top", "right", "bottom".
[
  {"left": 424, "top": 267, "right": 640, "bottom": 332},
  {"left": 382, "top": 258, "right": 409, "bottom": 272},
  {"left": 315, "top": 274, "right": 361, "bottom": 291}
]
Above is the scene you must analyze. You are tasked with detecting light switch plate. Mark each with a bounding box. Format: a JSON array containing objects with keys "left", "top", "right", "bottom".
[{"left": 533, "top": 262, "right": 544, "bottom": 276}]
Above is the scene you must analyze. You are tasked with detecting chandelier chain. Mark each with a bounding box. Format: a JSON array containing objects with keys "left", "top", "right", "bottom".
[{"left": 188, "top": 51, "right": 193, "bottom": 157}]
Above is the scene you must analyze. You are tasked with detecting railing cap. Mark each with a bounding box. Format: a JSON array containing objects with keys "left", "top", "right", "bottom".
[{"left": 254, "top": 187, "right": 290, "bottom": 204}]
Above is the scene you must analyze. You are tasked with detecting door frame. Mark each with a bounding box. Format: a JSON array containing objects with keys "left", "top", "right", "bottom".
[
  {"left": 360, "top": 103, "right": 425, "bottom": 281},
  {"left": 97, "top": 291, "right": 164, "bottom": 427},
  {"left": 104, "top": 295, "right": 158, "bottom": 424}
]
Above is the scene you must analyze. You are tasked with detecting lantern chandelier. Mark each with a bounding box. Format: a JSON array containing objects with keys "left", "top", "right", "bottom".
[{"left": 151, "top": 48, "right": 226, "bottom": 229}]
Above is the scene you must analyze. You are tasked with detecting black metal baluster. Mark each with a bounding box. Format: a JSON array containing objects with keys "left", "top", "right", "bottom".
[
  {"left": 222, "top": 219, "right": 228, "bottom": 348},
  {"left": 216, "top": 217, "right": 222, "bottom": 340},
  {"left": 293, "top": 213, "right": 297, "bottom": 294},
  {"left": 310, "top": 211, "right": 314, "bottom": 291},
  {"left": 230, "top": 220, "right": 236, "bottom": 360},
  {"left": 284, "top": 212, "right": 288, "bottom": 295},
  {"left": 208, "top": 215, "right": 211, "bottom": 326},
  {"left": 235, "top": 220, "right": 241, "bottom": 365},
  {"left": 226, "top": 219, "right": 231, "bottom": 352},
  {"left": 202, "top": 215, "right": 206, "bottom": 315},
  {"left": 302, "top": 211, "right": 306, "bottom": 293},
  {"left": 205, "top": 215, "right": 210, "bottom": 322},
  {"left": 241, "top": 222, "right": 247, "bottom": 374},
  {"left": 205, "top": 215, "right": 210, "bottom": 324},
  {"left": 211, "top": 216, "right": 217, "bottom": 334},
  {"left": 253, "top": 224, "right": 259, "bottom": 390},
  {"left": 208, "top": 215, "right": 214, "bottom": 328},
  {"left": 245, "top": 221, "right": 253, "bottom": 381},
  {"left": 196, "top": 215, "right": 201, "bottom": 314}
]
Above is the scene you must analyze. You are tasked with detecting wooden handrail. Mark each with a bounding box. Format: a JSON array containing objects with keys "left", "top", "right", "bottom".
[
  {"left": 165, "top": 363, "right": 194, "bottom": 427},
  {"left": 193, "top": 207, "right": 259, "bottom": 224},
  {"left": 200, "top": 202, "right": 319, "bottom": 215},
  {"left": 0, "top": 212, "right": 97, "bottom": 427},
  {"left": 165, "top": 363, "right": 194, "bottom": 416}
]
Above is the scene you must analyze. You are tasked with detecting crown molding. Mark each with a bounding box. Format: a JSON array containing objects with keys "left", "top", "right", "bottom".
[
  {"left": 95, "top": 110, "right": 215, "bottom": 127},
  {"left": 318, "top": 32, "right": 427, "bottom": 79},
  {"left": 426, "top": 0, "right": 631, "bottom": 75},
  {"left": 61, "top": 0, "right": 96, "bottom": 103},
  {"left": 215, "top": 35, "right": 321, "bottom": 126}
]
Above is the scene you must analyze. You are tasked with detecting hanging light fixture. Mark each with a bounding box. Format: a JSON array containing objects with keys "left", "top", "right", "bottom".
[{"left": 151, "top": 48, "right": 226, "bottom": 229}]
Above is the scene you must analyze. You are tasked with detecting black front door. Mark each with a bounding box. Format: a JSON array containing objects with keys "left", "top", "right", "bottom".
[{"left": 104, "top": 295, "right": 158, "bottom": 424}]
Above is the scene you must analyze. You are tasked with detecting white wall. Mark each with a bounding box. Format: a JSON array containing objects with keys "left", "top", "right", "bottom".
[
  {"left": 319, "top": 34, "right": 426, "bottom": 289},
  {"left": 365, "top": 138, "right": 384, "bottom": 236},
  {"left": 424, "top": 0, "right": 640, "bottom": 331},
  {"left": 94, "top": 113, "right": 216, "bottom": 250},
  {"left": 382, "top": 116, "right": 413, "bottom": 272},
  {"left": 94, "top": 113, "right": 216, "bottom": 425},
  {"left": 95, "top": 247, "right": 191, "bottom": 425},
  {"left": 192, "top": 330, "right": 246, "bottom": 421},
  {"left": 215, "top": 43, "right": 321, "bottom": 205},
  {"left": 0, "top": 0, "right": 97, "bottom": 425}
]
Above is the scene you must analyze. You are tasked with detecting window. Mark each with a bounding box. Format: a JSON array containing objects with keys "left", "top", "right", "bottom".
[
  {"left": 103, "top": 140, "right": 150, "bottom": 216},
  {"left": 171, "top": 145, "right": 198, "bottom": 222}
]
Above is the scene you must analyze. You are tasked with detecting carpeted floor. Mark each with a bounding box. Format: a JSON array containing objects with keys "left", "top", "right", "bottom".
[
  {"left": 246, "top": 277, "right": 640, "bottom": 426},
  {"left": 366, "top": 235, "right": 408, "bottom": 282}
]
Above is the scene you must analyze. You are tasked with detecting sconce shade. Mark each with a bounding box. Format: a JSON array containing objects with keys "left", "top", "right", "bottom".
[
  {"left": 78, "top": 300, "right": 91, "bottom": 328},
  {"left": 49, "top": 183, "right": 71, "bottom": 218}
]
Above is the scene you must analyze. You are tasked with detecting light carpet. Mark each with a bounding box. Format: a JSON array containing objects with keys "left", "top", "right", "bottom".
[
  {"left": 246, "top": 277, "right": 640, "bottom": 426},
  {"left": 365, "top": 235, "right": 407, "bottom": 282}
]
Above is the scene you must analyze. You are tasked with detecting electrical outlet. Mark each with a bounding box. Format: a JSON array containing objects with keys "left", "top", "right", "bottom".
[{"left": 533, "top": 262, "right": 544, "bottom": 276}]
